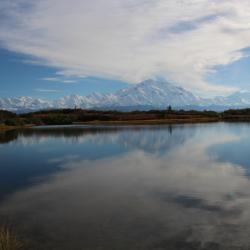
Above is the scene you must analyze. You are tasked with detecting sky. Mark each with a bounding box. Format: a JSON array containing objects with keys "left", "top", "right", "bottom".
[
  {"left": 0, "top": 49, "right": 129, "bottom": 99},
  {"left": 1, "top": 0, "right": 250, "bottom": 98}
]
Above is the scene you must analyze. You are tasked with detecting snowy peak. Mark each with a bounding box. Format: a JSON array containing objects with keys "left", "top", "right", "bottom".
[
  {"left": 0, "top": 96, "right": 52, "bottom": 112},
  {"left": 213, "top": 90, "right": 250, "bottom": 106},
  {"left": 227, "top": 91, "right": 250, "bottom": 104},
  {"left": 115, "top": 79, "right": 199, "bottom": 106},
  {"left": 1, "top": 79, "right": 250, "bottom": 112}
]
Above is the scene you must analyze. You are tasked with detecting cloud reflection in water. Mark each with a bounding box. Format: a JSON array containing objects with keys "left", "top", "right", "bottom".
[{"left": 1, "top": 124, "right": 250, "bottom": 249}]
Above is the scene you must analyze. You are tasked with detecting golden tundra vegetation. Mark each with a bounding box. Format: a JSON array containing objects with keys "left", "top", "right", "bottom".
[{"left": 2, "top": 108, "right": 250, "bottom": 130}]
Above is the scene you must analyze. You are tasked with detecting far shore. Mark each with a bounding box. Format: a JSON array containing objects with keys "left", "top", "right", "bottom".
[
  {"left": 0, "top": 117, "right": 242, "bottom": 132},
  {"left": 72, "top": 117, "right": 219, "bottom": 125},
  {"left": 3, "top": 117, "right": 250, "bottom": 132},
  {"left": 0, "top": 117, "right": 221, "bottom": 132},
  {"left": 2, "top": 108, "right": 250, "bottom": 131}
]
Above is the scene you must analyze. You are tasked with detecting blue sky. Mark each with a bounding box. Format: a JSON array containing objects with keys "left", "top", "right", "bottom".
[
  {"left": 1, "top": 47, "right": 250, "bottom": 99},
  {"left": 1, "top": 0, "right": 250, "bottom": 98},
  {"left": 0, "top": 49, "right": 129, "bottom": 99},
  {"left": 207, "top": 48, "right": 250, "bottom": 92}
]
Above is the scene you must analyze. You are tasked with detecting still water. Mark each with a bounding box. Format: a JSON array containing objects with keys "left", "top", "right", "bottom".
[{"left": 1, "top": 123, "right": 250, "bottom": 249}]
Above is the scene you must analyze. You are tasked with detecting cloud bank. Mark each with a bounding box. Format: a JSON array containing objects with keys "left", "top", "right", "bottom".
[{"left": 1, "top": 0, "right": 250, "bottom": 94}]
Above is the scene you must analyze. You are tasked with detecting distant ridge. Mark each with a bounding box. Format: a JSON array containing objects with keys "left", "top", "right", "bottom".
[{"left": 1, "top": 79, "right": 250, "bottom": 112}]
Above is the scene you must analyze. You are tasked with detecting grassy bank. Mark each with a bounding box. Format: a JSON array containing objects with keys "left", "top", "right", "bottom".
[
  {"left": 0, "top": 125, "right": 33, "bottom": 132},
  {"left": 18, "top": 109, "right": 220, "bottom": 125},
  {"left": 2, "top": 108, "right": 250, "bottom": 127},
  {"left": 79, "top": 117, "right": 219, "bottom": 125},
  {"left": 0, "top": 125, "right": 20, "bottom": 132}
]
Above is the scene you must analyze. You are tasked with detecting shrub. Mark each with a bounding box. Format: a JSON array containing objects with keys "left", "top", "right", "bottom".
[
  {"left": 0, "top": 111, "right": 16, "bottom": 124},
  {"left": 41, "top": 115, "right": 73, "bottom": 125},
  {"left": 4, "top": 119, "right": 25, "bottom": 126}
]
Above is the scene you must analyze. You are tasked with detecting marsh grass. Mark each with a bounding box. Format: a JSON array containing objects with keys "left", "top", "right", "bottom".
[
  {"left": 0, "top": 125, "right": 16, "bottom": 132},
  {"left": 0, "top": 227, "right": 24, "bottom": 250}
]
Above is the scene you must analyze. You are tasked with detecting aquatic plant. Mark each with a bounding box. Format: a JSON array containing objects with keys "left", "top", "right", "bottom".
[{"left": 0, "top": 227, "right": 23, "bottom": 250}]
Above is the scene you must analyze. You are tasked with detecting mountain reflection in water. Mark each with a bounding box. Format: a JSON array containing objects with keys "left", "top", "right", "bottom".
[{"left": 1, "top": 123, "right": 250, "bottom": 249}]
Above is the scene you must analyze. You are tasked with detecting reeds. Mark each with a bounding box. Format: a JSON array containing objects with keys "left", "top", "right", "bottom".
[{"left": 0, "top": 227, "right": 23, "bottom": 250}]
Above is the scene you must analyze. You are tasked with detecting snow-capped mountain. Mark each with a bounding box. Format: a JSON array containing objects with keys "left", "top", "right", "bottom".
[
  {"left": 214, "top": 91, "right": 250, "bottom": 107},
  {"left": 1, "top": 79, "right": 250, "bottom": 112},
  {"left": 55, "top": 79, "right": 200, "bottom": 109},
  {"left": 0, "top": 96, "right": 53, "bottom": 112},
  {"left": 113, "top": 79, "right": 200, "bottom": 107}
]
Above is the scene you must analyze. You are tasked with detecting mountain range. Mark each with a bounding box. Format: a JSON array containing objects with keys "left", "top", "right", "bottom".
[{"left": 1, "top": 79, "right": 250, "bottom": 112}]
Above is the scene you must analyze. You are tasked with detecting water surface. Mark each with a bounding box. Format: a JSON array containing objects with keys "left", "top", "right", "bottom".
[{"left": 1, "top": 123, "right": 250, "bottom": 249}]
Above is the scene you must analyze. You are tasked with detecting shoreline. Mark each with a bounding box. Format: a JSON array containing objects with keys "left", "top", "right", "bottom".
[
  {"left": 73, "top": 117, "right": 219, "bottom": 125},
  {"left": 2, "top": 118, "right": 250, "bottom": 131},
  {"left": 0, "top": 125, "right": 21, "bottom": 132},
  {"left": 3, "top": 108, "right": 250, "bottom": 129}
]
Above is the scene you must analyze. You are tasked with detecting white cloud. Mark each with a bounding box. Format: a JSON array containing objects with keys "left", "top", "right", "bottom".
[
  {"left": 2, "top": 126, "right": 250, "bottom": 247},
  {"left": 61, "top": 80, "right": 77, "bottom": 84},
  {"left": 41, "top": 77, "right": 59, "bottom": 82},
  {"left": 41, "top": 77, "right": 77, "bottom": 83},
  {"left": 1, "top": 0, "right": 250, "bottom": 94},
  {"left": 35, "top": 88, "right": 61, "bottom": 93}
]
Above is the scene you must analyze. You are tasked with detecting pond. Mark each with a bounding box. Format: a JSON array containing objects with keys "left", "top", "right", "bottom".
[{"left": 1, "top": 123, "right": 250, "bottom": 249}]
